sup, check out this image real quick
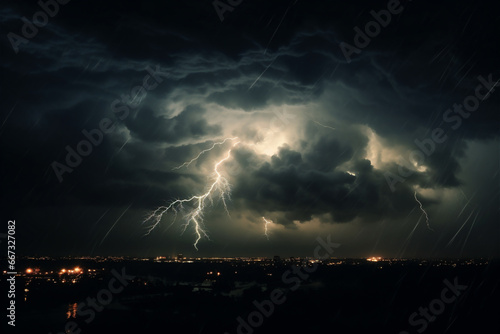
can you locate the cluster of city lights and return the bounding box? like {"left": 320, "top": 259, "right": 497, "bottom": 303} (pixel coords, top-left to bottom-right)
{"left": 24, "top": 267, "right": 83, "bottom": 275}
{"left": 59, "top": 267, "right": 82, "bottom": 275}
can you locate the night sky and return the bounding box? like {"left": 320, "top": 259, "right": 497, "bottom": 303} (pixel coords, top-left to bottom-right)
{"left": 1, "top": 0, "right": 499, "bottom": 258}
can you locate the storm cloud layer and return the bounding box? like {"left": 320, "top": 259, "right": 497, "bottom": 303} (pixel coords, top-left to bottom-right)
{"left": 1, "top": 0, "right": 498, "bottom": 257}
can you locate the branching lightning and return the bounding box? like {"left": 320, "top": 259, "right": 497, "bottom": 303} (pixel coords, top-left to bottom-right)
{"left": 144, "top": 138, "right": 240, "bottom": 250}
{"left": 262, "top": 217, "right": 272, "bottom": 240}
{"left": 414, "top": 191, "right": 433, "bottom": 231}
{"left": 172, "top": 137, "right": 238, "bottom": 170}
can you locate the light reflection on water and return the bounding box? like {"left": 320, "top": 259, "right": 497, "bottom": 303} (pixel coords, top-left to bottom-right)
{"left": 66, "top": 302, "right": 78, "bottom": 319}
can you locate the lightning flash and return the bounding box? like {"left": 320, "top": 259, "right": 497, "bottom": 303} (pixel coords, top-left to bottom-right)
{"left": 144, "top": 138, "right": 240, "bottom": 249}
{"left": 262, "top": 217, "right": 272, "bottom": 240}
{"left": 414, "top": 191, "right": 433, "bottom": 231}
{"left": 172, "top": 137, "right": 238, "bottom": 170}
{"left": 313, "top": 120, "right": 335, "bottom": 131}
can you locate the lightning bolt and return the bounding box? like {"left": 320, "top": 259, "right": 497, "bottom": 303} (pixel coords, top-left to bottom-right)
{"left": 172, "top": 137, "right": 238, "bottom": 170}
{"left": 313, "top": 120, "right": 335, "bottom": 131}
{"left": 262, "top": 217, "right": 272, "bottom": 240}
{"left": 414, "top": 191, "right": 433, "bottom": 231}
{"left": 144, "top": 138, "right": 240, "bottom": 250}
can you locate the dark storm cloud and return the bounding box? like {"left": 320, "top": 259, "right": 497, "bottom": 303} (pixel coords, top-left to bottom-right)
{"left": 125, "top": 105, "right": 222, "bottom": 143}
{"left": 0, "top": 0, "right": 498, "bottom": 256}
{"left": 230, "top": 126, "right": 419, "bottom": 227}
{"left": 300, "top": 120, "right": 363, "bottom": 172}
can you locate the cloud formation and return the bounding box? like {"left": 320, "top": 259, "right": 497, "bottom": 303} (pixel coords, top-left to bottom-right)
{"left": 0, "top": 0, "right": 498, "bottom": 257}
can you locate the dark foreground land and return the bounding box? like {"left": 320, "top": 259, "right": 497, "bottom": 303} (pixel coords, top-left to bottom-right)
{"left": 2, "top": 257, "right": 499, "bottom": 334}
